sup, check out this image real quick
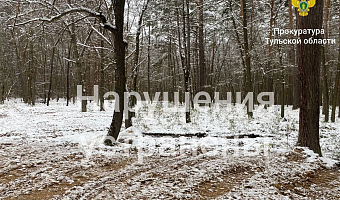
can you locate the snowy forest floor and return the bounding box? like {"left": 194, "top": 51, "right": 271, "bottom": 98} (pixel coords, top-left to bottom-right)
{"left": 0, "top": 100, "right": 340, "bottom": 199}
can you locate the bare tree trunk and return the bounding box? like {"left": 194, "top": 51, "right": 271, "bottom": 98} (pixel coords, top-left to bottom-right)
{"left": 279, "top": 45, "right": 285, "bottom": 118}
{"left": 321, "top": 45, "right": 329, "bottom": 122}
{"left": 198, "top": 0, "right": 206, "bottom": 93}
{"left": 297, "top": 0, "right": 323, "bottom": 156}
{"left": 242, "top": 0, "right": 253, "bottom": 118}
{"left": 184, "top": 0, "right": 191, "bottom": 123}
{"left": 126, "top": 0, "right": 149, "bottom": 128}
{"left": 99, "top": 34, "right": 105, "bottom": 111}
{"left": 14, "top": 39, "right": 27, "bottom": 103}
{"left": 66, "top": 43, "right": 71, "bottom": 106}
{"left": 168, "top": 32, "right": 175, "bottom": 101}
{"left": 332, "top": 51, "right": 340, "bottom": 122}
{"left": 28, "top": 39, "right": 35, "bottom": 105}
{"left": 210, "top": 30, "right": 216, "bottom": 97}
{"left": 0, "top": 83, "right": 2, "bottom": 105}
{"left": 268, "top": 0, "right": 274, "bottom": 56}
{"left": 249, "top": 0, "right": 254, "bottom": 50}
{"left": 289, "top": 0, "right": 299, "bottom": 109}
{"left": 171, "top": 40, "right": 176, "bottom": 102}
{"left": 266, "top": 0, "right": 275, "bottom": 105}
{"left": 147, "top": 22, "right": 151, "bottom": 96}
{"left": 230, "top": 1, "right": 245, "bottom": 78}
{"left": 177, "top": 0, "right": 191, "bottom": 122}
{"left": 0, "top": 32, "right": 2, "bottom": 104}
{"left": 331, "top": 0, "right": 340, "bottom": 122}
{"left": 106, "top": 0, "right": 127, "bottom": 144}
{"left": 322, "top": 0, "right": 331, "bottom": 121}
{"left": 47, "top": 46, "right": 56, "bottom": 106}
{"left": 0, "top": 84, "right": 4, "bottom": 104}
{"left": 194, "top": 27, "right": 199, "bottom": 94}
{"left": 0, "top": 40, "right": 3, "bottom": 104}
{"left": 70, "top": 18, "right": 87, "bottom": 112}
{"left": 338, "top": 79, "right": 340, "bottom": 118}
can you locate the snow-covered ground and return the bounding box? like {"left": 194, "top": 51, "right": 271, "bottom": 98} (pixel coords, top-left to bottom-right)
{"left": 0, "top": 100, "right": 339, "bottom": 199}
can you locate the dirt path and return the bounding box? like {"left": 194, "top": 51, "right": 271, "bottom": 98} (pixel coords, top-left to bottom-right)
{"left": 1, "top": 140, "right": 340, "bottom": 199}
{"left": 273, "top": 168, "right": 340, "bottom": 199}
{"left": 0, "top": 141, "right": 131, "bottom": 199}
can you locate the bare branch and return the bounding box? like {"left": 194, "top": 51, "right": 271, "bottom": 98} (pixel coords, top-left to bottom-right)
{"left": 91, "top": 25, "right": 112, "bottom": 46}
{"left": 12, "top": 7, "right": 117, "bottom": 34}
{"left": 77, "top": 43, "right": 113, "bottom": 52}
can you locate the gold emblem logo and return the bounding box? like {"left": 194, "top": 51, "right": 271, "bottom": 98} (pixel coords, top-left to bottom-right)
{"left": 292, "top": 0, "right": 315, "bottom": 17}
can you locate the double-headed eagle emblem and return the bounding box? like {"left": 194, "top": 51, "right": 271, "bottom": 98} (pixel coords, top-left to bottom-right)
{"left": 292, "top": 0, "right": 316, "bottom": 17}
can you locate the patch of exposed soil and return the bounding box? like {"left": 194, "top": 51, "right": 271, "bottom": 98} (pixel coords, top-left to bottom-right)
{"left": 11, "top": 160, "right": 130, "bottom": 200}
{"left": 274, "top": 168, "right": 340, "bottom": 199}
{"left": 198, "top": 165, "right": 255, "bottom": 198}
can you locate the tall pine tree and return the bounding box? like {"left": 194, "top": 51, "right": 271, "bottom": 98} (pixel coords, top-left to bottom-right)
{"left": 297, "top": 0, "right": 323, "bottom": 156}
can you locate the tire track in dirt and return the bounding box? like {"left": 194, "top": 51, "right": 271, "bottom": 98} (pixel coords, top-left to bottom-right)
{"left": 74, "top": 154, "right": 265, "bottom": 199}
{"left": 0, "top": 141, "right": 132, "bottom": 200}
{"left": 59, "top": 154, "right": 214, "bottom": 199}
{"left": 11, "top": 159, "right": 131, "bottom": 200}
{"left": 198, "top": 165, "right": 255, "bottom": 198}
{"left": 274, "top": 168, "right": 340, "bottom": 199}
